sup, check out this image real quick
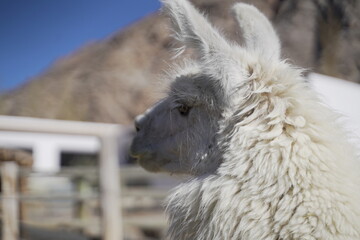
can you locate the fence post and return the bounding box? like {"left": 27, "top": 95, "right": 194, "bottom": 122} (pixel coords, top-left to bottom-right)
{"left": 99, "top": 130, "right": 123, "bottom": 240}
{"left": 1, "top": 161, "right": 20, "bottom": 240}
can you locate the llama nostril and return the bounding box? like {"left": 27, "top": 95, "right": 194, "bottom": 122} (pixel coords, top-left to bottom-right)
{"left": 135, "top": 114, "right": 145, "bottom": 132}
{"left": 135, "top": 122, "right": 140, "bottom": 132}
{"left": 135, "top": 118, "right": 141, "bottom": 132}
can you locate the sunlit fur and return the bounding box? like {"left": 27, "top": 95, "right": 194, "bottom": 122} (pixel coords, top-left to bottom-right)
{"left": 130, "top": 0, "right": 360, "bottom": 239}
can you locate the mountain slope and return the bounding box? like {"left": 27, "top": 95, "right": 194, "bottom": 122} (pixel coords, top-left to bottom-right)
{"left": 0, "top": 0, "right": 358, "bottom": 124}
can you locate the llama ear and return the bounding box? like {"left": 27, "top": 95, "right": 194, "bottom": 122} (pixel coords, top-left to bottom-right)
{"left": 161, "top": 0, "right": 231, "bottom": 57}
{"left": 232, "top": 3, "right": 281, "bottom": 60}
{"left": 162, "top": 0, "right": 240, "bottom": 100}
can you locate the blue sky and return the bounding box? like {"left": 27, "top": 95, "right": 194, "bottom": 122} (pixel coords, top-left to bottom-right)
{"left": 0, "top": 0, "right": 160, "bottom": 91}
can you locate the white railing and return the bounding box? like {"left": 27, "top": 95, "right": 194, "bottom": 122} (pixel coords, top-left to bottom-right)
{"left": 0, "top": 116, "right": 124, "bottom": 240}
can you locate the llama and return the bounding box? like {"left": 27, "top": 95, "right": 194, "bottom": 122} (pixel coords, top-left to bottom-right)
{"left": 130, "top": 0, "right": 360, "bottom": 239}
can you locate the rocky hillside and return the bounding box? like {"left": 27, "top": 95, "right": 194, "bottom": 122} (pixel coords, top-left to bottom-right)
{"left": 0, "top": 0, "right": 359, "bottom": 124}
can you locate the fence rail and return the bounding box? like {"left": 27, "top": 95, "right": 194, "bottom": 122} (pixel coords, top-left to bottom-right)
{"left": 0, "top": 116, "right": 124, "bottom": 240}
{"left": 0, "top": 163, "right": 173, "bottom": 239}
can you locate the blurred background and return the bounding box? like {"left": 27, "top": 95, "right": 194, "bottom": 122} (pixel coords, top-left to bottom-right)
{"left": 0, "top": 0, "right": 359, "bottom": 239}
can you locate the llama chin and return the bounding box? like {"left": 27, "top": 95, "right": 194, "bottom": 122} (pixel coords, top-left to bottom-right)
{"left": 130, "top": 0, "right": 360, "bottom": 239}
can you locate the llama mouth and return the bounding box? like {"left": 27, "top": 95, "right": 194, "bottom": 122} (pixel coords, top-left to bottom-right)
{"left": 129, "top": 148, "right": 153, "bottom": 160}
{"left": 130, "top": 140, "right": 171, "bottom": 172}
{"left": 129, "top": 137, "right": 152, "bottom": 158}
{"left": 136, "top": 153, "right": 172, "bottom": 172}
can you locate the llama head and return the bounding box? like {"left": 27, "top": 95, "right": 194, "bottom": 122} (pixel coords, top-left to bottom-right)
{"left": 130, "top": 0, "right": 281, "bottom": 175}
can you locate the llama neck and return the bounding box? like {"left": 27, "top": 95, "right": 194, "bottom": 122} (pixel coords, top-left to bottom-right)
{"left": 166, "top": 65, "right": 360, "bottom": 239}
{"left": 216, "top": 63, "right": 359, "bottom": 189}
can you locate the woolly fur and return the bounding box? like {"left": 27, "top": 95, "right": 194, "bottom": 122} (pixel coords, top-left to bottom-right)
{"left": 166, "top": 59, "right": 360, "bottom": 239}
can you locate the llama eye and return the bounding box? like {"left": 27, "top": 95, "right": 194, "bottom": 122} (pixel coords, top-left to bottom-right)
{"left": 177, "top": 104, "right": 191, "bottom": 116}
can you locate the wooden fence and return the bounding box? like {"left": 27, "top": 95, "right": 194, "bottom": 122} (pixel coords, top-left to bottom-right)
{"left": 0, "top": 163, "right": 175, "bottom": 239}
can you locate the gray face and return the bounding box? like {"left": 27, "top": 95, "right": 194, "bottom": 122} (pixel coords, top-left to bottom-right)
{"left": 130, "top": 74, "right": 224, "bottom": 175}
